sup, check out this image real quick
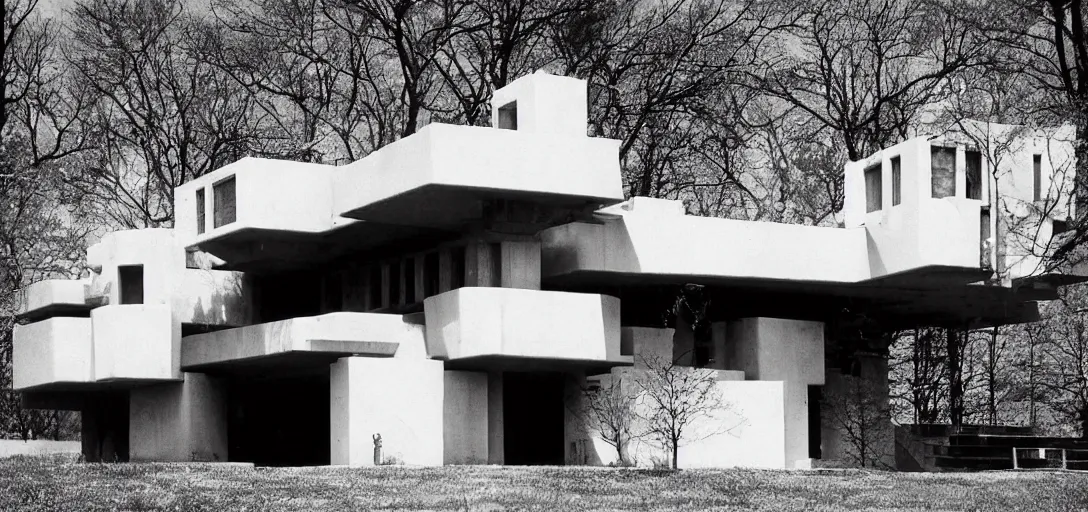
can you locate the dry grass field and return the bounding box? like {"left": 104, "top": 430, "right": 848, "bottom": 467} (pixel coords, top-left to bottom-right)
{"left": 1, "top": 454, "right": 1087, "bottom": 511}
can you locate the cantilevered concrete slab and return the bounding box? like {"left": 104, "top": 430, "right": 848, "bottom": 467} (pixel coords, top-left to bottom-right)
{"left": 181, "top": 312, "right": 425, "bottom": 371}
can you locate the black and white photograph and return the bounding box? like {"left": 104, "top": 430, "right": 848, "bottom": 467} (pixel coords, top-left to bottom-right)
{"left": 2, "top": 0, "right": 1088, "bottom": 510}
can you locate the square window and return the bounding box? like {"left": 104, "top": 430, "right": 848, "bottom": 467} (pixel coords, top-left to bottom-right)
{"left": 1033, "top": 154, "right": 1042, "bottom": 201}
{"left": 196, "top": 188, "right": 205, "bottom": 235}
{"left": 931, "top": 146, "right": 956, "bottom": 198}
{"left": 891, "top": 157, "right": 902, "bottom": 206}
{"left": 966, "top": 150, "right": 982, "bottom": 200}
{"left": 864, "top": 164, "right": 882, "bottom": 213}
{"left": 498, "top": 101, "right": 517, "bottom": 130}
{"left": 118, "top": 265, "right": 144, "bottom": 305}
{"left": 213, "top": 176, "right": 237, "bottom": 228}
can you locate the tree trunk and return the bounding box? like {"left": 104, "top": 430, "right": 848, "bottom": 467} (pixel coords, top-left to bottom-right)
{"left": 671, "top": 440, "right": 678, "bottom": 469}
{"left": 947, "top": 328, "right": 965, "bottom": 427}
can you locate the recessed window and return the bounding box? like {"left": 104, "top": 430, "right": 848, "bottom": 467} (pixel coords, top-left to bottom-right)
{"left": 931, "top": 146, "right": 956, "bottom": 198}
{"left": 966, "top": 150, "right": 982, "bottom": 200}
{"left": 118, "top": 265, "right": 144, "bottom": 305}
{"left": 424, "top": 252, "right": 439, "bottom": 298}
{"left": 891, "top": 156, "right": 902, "bottom": 206}
{"left": 195, "top": 188, "right": 205, "bottom": 235}
{"left": 388, "top": 261, "right": 401, "bottom": 307}
{"left": 213, "top": 176, "right": 237, "bottom": 228}
{"left": 1033, "top": 154, "right": 1042, "bottom": 201}
{"left": 498, "top": 101, "right": 517, "bottom": 130}
{"left": 367, "top": 265, "right": 382, "bottom": 310}
{"left": 864, "top": 163, "right": 882, "bottom": 213}
{"left": 404, "top": 257, "right": 416, "bottom": 304}
{"left": 450, "top": 247, "right": 466, "bottom": 290}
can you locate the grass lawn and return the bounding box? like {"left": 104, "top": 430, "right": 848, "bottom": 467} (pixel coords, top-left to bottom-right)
{"left": 1, "top": 455, "right": 1087, "bottom": 511}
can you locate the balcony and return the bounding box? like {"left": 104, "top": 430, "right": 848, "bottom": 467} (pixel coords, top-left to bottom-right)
{"left": 12, "top": 318, "right": 94, "bottom": 391}
{"left": 423, "top": 287, "right": 625, "bottom": 366}
{"left": 16, "top": 280, "right": 91, "bottom": 322}
{"left": 92, "top": 304, "right": 175, "bottom": 382}
{"left": 181, "top": 312, "right": 426, "bottom": 371}
{"left": 335, "top": 124, "right": 624, "bottom": 229}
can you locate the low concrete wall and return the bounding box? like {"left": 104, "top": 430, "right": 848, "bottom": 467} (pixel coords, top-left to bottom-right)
{"left": 330, "top": 356, "right": 444, "bottom": 466}
{"left": 572, "top": 370, "right": 786, "bottom": 469}
{"left": 0, "top": 440, "right": 81, "bottom": 458}
{"left": 424, "top": 288, "right": 624, "bottom": 362}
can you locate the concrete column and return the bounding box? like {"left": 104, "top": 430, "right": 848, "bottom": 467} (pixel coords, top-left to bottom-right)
{"left": 499, "top": 240, "right": 541, "bottom": 290}
{"left": 672, "top": 315, "right": 696, "bottom": 366}
{"left": 709, "top": 322, "right": 729, "bottom": 370}
{"left": 330, "top": 357, "right": 444, "bottom": 466}
{"left": 129, "top": 373, "right": 227, "bottom": 462}
{"left": 727, "top": 317, "right": 824, "bottom": 469}
{"left": 443, "top": 371, "right": 488, "bottom": 464}
{"left": 487, "top": 371, "right": 504, "bottom": 464}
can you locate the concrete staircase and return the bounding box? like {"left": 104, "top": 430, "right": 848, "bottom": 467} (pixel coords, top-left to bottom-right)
{"left": 896, "top": 424, "right": 1088, "bottom": 471}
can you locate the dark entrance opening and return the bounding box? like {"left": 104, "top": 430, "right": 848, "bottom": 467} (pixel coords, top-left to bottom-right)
{"left": 226, "top": 368, "right": 330, "bottom": 466}
{"left": 503, "top": 372, "right": 565, "bottom": 465}
{"left": 809, "top": 385, "right": 822, "bottom": 459}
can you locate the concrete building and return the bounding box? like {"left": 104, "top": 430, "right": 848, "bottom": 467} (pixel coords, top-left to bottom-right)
{"left": 11, "top": 72, "right": 1085, "bottom": 468}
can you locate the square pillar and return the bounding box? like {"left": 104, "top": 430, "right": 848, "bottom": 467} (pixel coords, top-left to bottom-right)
{"left": 129, "top": 373, "right": 227, "bottom": 462}
{"left": 487, "top": 371, "right": 504, "bottom": 464}
{"left": 330, "top": 356, "right": 444, "bottom": 466}
{"left": 444, "top": 371, "right": 488, "bottom": 464}
{"left": 726, "top": 317, "right": 824, "bottom": 468}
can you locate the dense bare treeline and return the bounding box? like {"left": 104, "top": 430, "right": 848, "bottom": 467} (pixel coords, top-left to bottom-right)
{"left": 4, "top": 0, "right": 1088, "bottom": 441}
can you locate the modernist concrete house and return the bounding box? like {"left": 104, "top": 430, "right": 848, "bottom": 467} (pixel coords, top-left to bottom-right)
{"left": 11, "top": 71, "right": 1084, "bottom": 469}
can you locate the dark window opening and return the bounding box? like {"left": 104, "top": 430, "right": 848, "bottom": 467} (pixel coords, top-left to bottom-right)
{"left": 118, "top": 265, "right": 144, "bottom": 305}
{"left": 213, "top": 176, "right": 237, "bottom": 228}
{"left": 489, "top": 243, "right": 503, "bottom": 287}
{"left": 980, "top": 207, "right": 992, "bottom": 269}
{"left": 931, "top": 146, "right": 957, "bottom": 198}
{"left": 388, "top": 261, "right": 401, "bottom": 306}
{"left": 891, "top": 156, "right": 902, "bottom": 206}
{"left": 864, "top": 164, "right": 882, "bottom": 213}
{"left": 966, "top": 150, "right": 982, "bottom": 200}
{"left": 424, "top": 252, "right": 439, "bottom": 298}
{"left": 404, "top": 258, "right": 416, "bottom": 304}
{"left": 368, "top": 266, "right": 382, "bottom": 310}
{"left": 451, "top": 247, "right": 466, "bottom": 290}
{"left": 809, "top": 386, "right": 822, "bottom": 460}
{"left": 504, "top": 372, "right": 565, "bottom": 465}
{"left": 1033, "top": 154, "right": 1042, "bottom": 201}
{"left": 196, "top": 188, "right": 206, "bottom": 235}
{"left": 498, "top": 101, "right": 518, "bottom": 130}
{"left": 323, "top": 272, "right": 342, "bottom": 313}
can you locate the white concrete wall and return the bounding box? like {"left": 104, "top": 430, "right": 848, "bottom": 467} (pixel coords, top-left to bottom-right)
{"left": 92, "top": 304, "right": 174, "bottom": 381}
{"left": 844, "top": 124, "right": 1078, "bottom": 283}
{"left": 490, "top": 71, "right": 588, "bottom": 136}
{"left": 0, "top": 440, "right": 81, "bottom": 458}
{"left": 129, "top": 373, "right": 227, "bottom": 462}
{"left": 182, "top": 312, "right": 426, "bottom": 368}
{"left": 330, "top": 357, "right": 445, "bottom": 466}
{"left": 12, "top": 318, "right": 93, "bottom": 390}
{"left": 540, "top": 204, "right": 871, "bottom": 283}
{"left": 443, "top": 371, "right": 488, "bottom": 465}
{"left": 333, "top": 123, "right": 624, "bottom": 222}
{"left": 575, "top": 369, "right": 785, "bottom": 469}
{"left": 174, "top": 158, "right": 349, "bottom": 247}
{"left": 16, "top": 279, "right": 88, "bottom": 316}
{"left": 423, "top": 288, "right": 624, "bottom": 362}
{"left": 724, "top": 317, "right": 824, "bottom": 468}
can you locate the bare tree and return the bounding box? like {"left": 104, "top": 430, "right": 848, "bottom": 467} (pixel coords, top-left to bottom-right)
{"left": 67, "top": 0, "right": 271, "bottom": 227}
{"left": 823, "top": 372, "right": 892, "bottom": 468}
{"left": 633, "top": 353, "right": 726, "bottom": 469}
{"left": 0, "top": 0, "right": 92, "bottom": 440}
{"left": 1036, "top": 286, "right": 1088, "bottom": 437}
{"left": 578, "top": 372, "right": 639, "bottom": 466}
